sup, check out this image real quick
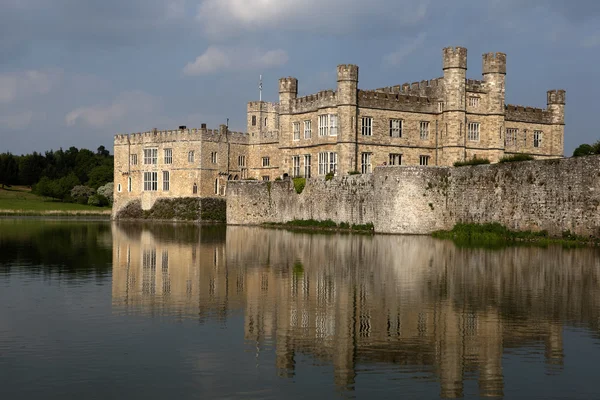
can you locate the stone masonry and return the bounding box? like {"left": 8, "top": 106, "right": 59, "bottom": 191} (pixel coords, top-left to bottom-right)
{"left": 227, "top": 155, "right": 600, "bottom": 237}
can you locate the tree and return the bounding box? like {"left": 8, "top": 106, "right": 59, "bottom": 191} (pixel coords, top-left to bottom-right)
{"left": 0, "top": 153, "right": 19, "bottom": 188}
{"left": 573, "top": 144, "right": 595, "bottom": 157}
{"left": 97, "top": 145, "right": 110, "bottom": 157}
{"left": 19, "top": 152, "right": 46, "bottom": 186}
{"left": 87, "top": 165, "right": 113, "bottom": 189}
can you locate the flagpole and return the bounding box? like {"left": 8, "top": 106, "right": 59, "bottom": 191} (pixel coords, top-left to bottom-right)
{"left": 259, "top": 75, "right": 263, "bottom": 102}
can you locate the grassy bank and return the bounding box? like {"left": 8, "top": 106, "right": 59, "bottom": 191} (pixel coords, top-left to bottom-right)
{"left": 264, "top": 219, "right": 374, "bottom": 233}
{"left": 432, "top": 223, "right": 596, "bottom": 248}
{"left": 0, "top": 186, "right": 111, "bottom": 216}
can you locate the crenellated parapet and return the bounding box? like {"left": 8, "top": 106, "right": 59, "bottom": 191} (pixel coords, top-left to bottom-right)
{"left": 482, "top": 52, "right": 507, "bottom": 75}
{"left": 114, "top": 127, "right": 251, "bottom": 146}
{"left": 374, "top": 78, "right": 444, "bottom": 98}
{"left": 443, "top": 46, "right": 467, "bottom": 70}
{"left": 466, "top": 79, "right": 486, "bottom": 93}
{"left": 547, "top": 90, "right": 566, "bottom": 105}
{"left": 337, "top": 64, "right": 359, "bottom": 82}
{"left": 358, "top": 90, "right": 436, "bottom": 113}
{"left": 289, "top": 89, "right": 337, "bottom": 114}
{"left": 505, "top": 104, "right": 553, "bottom": 124}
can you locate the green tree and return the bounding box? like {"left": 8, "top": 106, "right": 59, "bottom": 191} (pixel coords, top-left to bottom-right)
{"left": 87, "top": 165, "right": 113, "bottom": 189}
{"left": 18, "top": 152, "right": 46, "bottom": 186}
{"left": 573, "top": 144, "right": 594, "bottom": 157}
{"left": 0, "top": 153, "right": 19, "bottom": 188}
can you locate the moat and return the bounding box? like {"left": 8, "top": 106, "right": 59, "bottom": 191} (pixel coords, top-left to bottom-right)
{"left": 1, "top": 219, "right": 599, "bottom": 399}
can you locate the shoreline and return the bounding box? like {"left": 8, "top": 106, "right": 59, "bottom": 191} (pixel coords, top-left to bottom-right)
{"left": 0, "top": 209, "right": 111, "bottom": 219}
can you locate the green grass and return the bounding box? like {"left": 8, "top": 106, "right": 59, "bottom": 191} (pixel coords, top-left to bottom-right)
{"left": 0, "top": 187, "right": 111, "bottom": 215}
{"left": 263, "top": 219, "right": 375, "bottom": 233}
{"left": 432, "top": 222, "right": 595, "bottom": 248}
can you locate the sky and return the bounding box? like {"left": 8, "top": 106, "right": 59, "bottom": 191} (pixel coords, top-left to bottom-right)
{"left": 0, "top": 0, "right": 599, "bottom": 156}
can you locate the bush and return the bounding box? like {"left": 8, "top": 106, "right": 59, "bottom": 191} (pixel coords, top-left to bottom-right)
{"left": 347, "top": 170, "right": 361, "bottom": 175}
{"left": 97, "top": 182, "right": 114, "bottom": 205}
{"left": 454, "top": 156, "right": 490, "bottom": 167}
{"left": 498, "top": 154, "right": 535, "bottom": 163}
{"left": 70, "top": 185, "right": 96, "bottom": 204}
{"left": 293, "top": 177, "right": 306, "bottom": 194}
{"left": 325, "top": 172, "right": 335, "bottom": 181}
{"left": 88, "top": 194, "right": 109, "bottom": 207}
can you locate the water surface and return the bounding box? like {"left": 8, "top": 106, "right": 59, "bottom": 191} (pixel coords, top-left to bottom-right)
{"left": 1, "top": 219, "right": 599, "bottom": 399}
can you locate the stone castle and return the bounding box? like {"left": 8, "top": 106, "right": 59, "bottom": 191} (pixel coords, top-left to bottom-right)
{"left": 113, "top": 47, "right": 565, "bottom": 214}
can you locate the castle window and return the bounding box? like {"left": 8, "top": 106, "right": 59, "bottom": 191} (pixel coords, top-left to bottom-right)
{"left": 469, "top": 96, "right": 480, "bottom": 107}
{"left": 319, "top": 115, "right": 329, "bottom": 136}
{"left": 238, "top": 155, "right": 246, "bottom": 167}
{"left": 143, "top": 171, "right": 158, "bottom": 191}
{"left": 420, "top": 122, "right": 430, "bottom": 140}
{"left": 264, "top": 117, "right": 267, "bottom": 127}
{"left": 361, "top": 117, "right": 372, "bottom": 136}
{"left": 506, "top": 128, "right": 518, "bottom": 146}
{"left": 144, "top": 148, "right": 158, "bottom": 165}
{"left": 293, "top": 122, "right": 300, "bottom": 141}
{"left": 329, "top": 114, "right": 338, "bottom": 136}
{"left": 262, "top": 157, "right": 270, "bottom": 167}
{"left": 419, "top": 155, "right": 430, "bottom": 166}
{"left": 390, "top": 119, "right": 402, "bottom": 138}
{"left": 262, "top": 176, "right": 270, "bottom": 181}
{"left": 304, "top": 120, "right": 312, "bottom": 139}
{"left": 117, "top": 183, "right": 122, "bottom": 192}
{"left": 211, "top": 151, "right": 218, "bottom": 164}
{"left": 304, "top": 155, "right": 312, "bottom": 178}
{"left": 128, "top": 177, "right": 132, "bottom": 192}
{"left": 130, "top": 154, "right": 138, "bottom": 165}
{"left": 162, "top": 171, "right": 170, "bottom": 191}
{"left": 467, "top": 122, "right": 480, "bottom": 142}
{"left": 214, "top": 179, "right": 219, "bottom": 194}
{"left": 534, "top": 131, "right": 543, "bottom": 148}
{"left": 318, "top": 152, "right": 337, "bottom": 175}
{"left": 164, "top": 148, "right": 173, "bottom": 164}
{"left": 438, "top": 102, "right": 444, "bottom": 113}
{"left": 361, "top": 153, "right": 372, "bottom": 174}
{"left": 188, "top": 151, "right": 194, "bottom": 163}
{"left": 252, "top": 115, "right": 256, "bottom": 126}
{"left": 193, "top": 183, "right": 198, "bottom": 194}
{"left": 292, "top": 156, "right": 301, "bottom": 177}
{"left": 389, "top": 153, "right": 402, "bottom": 165}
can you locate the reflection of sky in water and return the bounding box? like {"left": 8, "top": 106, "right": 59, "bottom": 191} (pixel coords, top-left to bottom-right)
{"left": 1, "top": 220, "right": 600, "bottom": 399}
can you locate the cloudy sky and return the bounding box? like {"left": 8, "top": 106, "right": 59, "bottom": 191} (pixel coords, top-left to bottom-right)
{"left": 1, "top": 0, "right": 599, "bottom": 155}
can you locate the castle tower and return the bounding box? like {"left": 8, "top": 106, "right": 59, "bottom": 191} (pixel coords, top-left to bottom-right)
{"left": 337, "top": 64, "right": 359, "bottom": 173}
{"left": 441, "top": 47, "right": 467, "bottom": 165}
{"left": 547, "top": 90, "right": 565, "bottom": 157}
{"left": 278, "top": 77, "right": 298, "bottom": 114}
{"left": 482, "top": 52, "right": 507, "bottom": 161}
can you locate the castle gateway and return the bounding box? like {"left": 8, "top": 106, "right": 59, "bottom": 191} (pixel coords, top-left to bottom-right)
{"left": 113, "top": 47, "right": 565, "bottom": 212}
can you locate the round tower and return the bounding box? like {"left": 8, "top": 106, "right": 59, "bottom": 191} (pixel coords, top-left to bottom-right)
{"left": 278, "top": 77, "right": 298, "bottom": 103}
{"left": 441, "top": 47, "right": 467, "bottom": 165}
{"left": 336, "top": 64, "right": 359, "bottom": 173}
{"left": 547, "top": 89, "right": 566, "bottom": 157}
{"left": 482, "top": 52, "right": 506, "bottom": 114}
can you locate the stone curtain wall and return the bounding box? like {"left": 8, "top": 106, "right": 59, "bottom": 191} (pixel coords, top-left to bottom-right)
{"left": 227, "top": 155, "right": 600, "bottom": 237}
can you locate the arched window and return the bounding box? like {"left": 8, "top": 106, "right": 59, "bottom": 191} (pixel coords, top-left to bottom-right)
{"left": 117, "top": 183, "right": 122, "bottom": 192}
{"left": 127, "top": 177, "right": 132, "bottom": 192}
{"left": 228, "top": 174, "right": 233, "bottom": 180}
{"left": 234, "top": 175, "right": 239, "bottom": 180}
{"left": 193, "top": 183, "right": 198, "bottom": 194}
{"left": 214, "top": 179, "right": 219, "bottom": 195}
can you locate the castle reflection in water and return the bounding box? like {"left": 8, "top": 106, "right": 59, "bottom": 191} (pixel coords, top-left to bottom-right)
{"left": 112, "top": 223, "right": 600, "bottom": 398}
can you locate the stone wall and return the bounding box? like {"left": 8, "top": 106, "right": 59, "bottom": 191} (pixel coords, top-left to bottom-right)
{"left": 227, "top": 155, "right": 600, "bottom": 237}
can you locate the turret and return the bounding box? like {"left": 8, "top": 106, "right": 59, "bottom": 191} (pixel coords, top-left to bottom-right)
{"left": 337, "top": 64, "right": 358, "bottom": 105}
{"left": 278, "top": 77, "right": 298, "bottom": 103}
{"left": 482, "top": 52, "right": 506, "bottom": 114}
{"left": 443, "top": 47, "right": 467, "bottom": 111}
{"left": 547, "top": 90, "right": 565, "bottom": 125}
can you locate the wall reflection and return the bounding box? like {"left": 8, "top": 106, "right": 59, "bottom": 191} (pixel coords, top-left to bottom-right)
{"left": 112, "top": 223, "right": 600, "bottom": 398}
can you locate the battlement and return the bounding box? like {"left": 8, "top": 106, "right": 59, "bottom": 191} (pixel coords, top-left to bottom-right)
{"left": 289, "top": 90, "right": 337, "bottom": 113}
{"left": 466, "top": 79, "right": 486, "bottom": 93}
{"left": 547, "top": 90, "right": 566, "bottom": 105}
{"left": 482, "top": 52, "right": 506, "bottom": 74}
{"left": 113, "top": 126, "right": 251, "bottom": 146}
{"left": 247, "top": 101, "right": 278, "bottom": 112}
{"left": 505, "top": 104, "right": 552, "bottom": 124}
{"left": 374, "top": 78, "right": 444, "bottom": 98}
{"left": 443, "top": 46, "right": 467, "bottom": 70}
{"left": 337, "top": 64, "right": 359, "bottom": 81}
{"left": 279, "top": 77, "right": 298, "bottom": 94}
{"left": 358, "top": 89, "right": 435, "bottom": 113}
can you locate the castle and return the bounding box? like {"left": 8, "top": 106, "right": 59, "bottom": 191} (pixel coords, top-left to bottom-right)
{"left": 113, "top": 47, "right": 565, "bottom": 212}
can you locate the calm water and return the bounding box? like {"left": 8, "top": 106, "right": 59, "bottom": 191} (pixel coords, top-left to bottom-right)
{"left": 1, "top": 220, "right": 600, "bottom": 399}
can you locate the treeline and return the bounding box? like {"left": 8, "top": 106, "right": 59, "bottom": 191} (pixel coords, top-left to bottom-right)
{"left": 0, "top": 146, "right": 113, "bottom": 203}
